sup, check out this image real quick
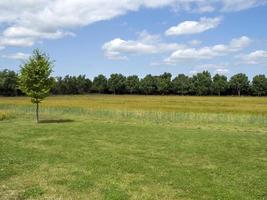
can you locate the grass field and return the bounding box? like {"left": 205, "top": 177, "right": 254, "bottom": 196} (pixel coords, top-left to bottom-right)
{"left": 0, "top": 95, "right": 267, "bottom": 199}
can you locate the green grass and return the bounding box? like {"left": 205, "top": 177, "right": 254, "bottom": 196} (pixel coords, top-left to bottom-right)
{"left": 0, "top": 95, "right": 266, "bottom": 199}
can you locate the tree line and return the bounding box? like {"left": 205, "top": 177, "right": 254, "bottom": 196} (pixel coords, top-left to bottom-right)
{"left": 1, "top": 69, "right": 266, "bottom": 96}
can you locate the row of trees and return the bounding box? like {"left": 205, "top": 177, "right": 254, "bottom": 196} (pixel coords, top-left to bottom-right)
{"left": 1, "top": 69, "right": 266, "bottom": 96}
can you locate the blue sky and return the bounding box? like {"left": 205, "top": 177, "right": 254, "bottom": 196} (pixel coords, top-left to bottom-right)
{"left": 0, "top": 0, "right": 267, "bottom": 79}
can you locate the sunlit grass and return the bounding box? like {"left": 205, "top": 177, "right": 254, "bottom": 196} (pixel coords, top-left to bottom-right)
{"left": 1, "top": 95, "right": 267, "bottom": 115}
{"left": 0, "top": 111, "right": 11, "bottom": 121}
{"left": 0, "top": 95, "right": 266, "bottom": 199}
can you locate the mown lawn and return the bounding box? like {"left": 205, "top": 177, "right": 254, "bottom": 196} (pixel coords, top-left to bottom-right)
{"left": 0, "top": 95, "right": 266, "bottom": 199}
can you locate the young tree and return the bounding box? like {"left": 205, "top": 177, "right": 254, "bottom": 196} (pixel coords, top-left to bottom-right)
{"left": 126, "top": 75, "right": 139, "bottom": 94}
{"left": 251, "top": 74, "right": 267, "bottom": 96}
{"left": 92, "top": 74, "right": 107, "bottom": 93}
{"left": 212, "top": 74, "right": 228, "bottom": 96}
{"left": 108, "top": 73, "right": 126, "bottom": 94}
{"left": 229, "top": 73, "right": 250, "bottom": 96}
{"left": 19, "top": 49, "right": 54, "bottom": 123}
{"left": 172, "top": 74, "right": 190, "bottom": 95}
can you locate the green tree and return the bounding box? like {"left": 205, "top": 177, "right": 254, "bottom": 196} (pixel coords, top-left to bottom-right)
{"left": 92, "top": 74, "right": 107, "bottom": 93}
{"left": 108, "top": 74, "right": 126, "bottom": 94}
{"left": 191, "top": 71, "right": 212, "bottom": 95}
{"left": 75, "top": 75, "right": 92, "bottom": 94}
{"left": 19, "top": 49, "right": 54, "bottom": 123}
{"left": 172, "top": 74, "right": 190, "bottom": 95}
{"left": 212, "top": 74, "right": 228, "bottom": 96}
{"left": 156, "top": 73, "right": 172, "bottom": 95}
{"left": 229, "top": 73, "right": 250, "bottom": 96}
{"left": 126, "top": 75, "right": 139, "bottom": 94}
{"left": 140, "top": 74, "right": 157, "bottom": 95}
{"left": 0, "top": 69, "right": 19, "bottom": 96}
{"left": 251, "top": 74, "right": 267, "bottom": 96}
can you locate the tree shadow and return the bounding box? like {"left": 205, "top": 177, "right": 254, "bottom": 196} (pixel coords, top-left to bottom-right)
{"left": 39, "top": 119, "right": 75, "bottom": 124}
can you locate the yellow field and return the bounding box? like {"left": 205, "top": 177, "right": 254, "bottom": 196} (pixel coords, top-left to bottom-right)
{"left": 1, "top": 95, "right": 267, "bottom": 115}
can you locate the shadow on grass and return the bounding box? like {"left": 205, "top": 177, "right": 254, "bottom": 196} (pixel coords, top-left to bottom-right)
{"left": 39, "top": 119, "right": 75, "bottom": 124}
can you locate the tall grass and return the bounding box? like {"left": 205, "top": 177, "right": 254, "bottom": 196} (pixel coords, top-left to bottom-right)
{"left": 1, "top": 103, "right": 266, "bottom": 128}
{"left": 1, "top": 95, "right": 267, "bottom": 115}
{"left": 0, "top": 111, "right": 11, "bottom": 121}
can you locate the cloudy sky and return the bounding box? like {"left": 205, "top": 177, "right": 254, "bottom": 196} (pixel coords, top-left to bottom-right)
{"left": 0, "top": 0, "right": 266, "bottom": 79}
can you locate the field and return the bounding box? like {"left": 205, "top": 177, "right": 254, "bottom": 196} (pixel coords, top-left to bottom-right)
{"left": 0, "top": 95, "right": 267, "bottom": 199}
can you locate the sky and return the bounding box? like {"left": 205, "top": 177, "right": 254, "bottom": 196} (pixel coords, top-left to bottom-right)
{"left": 0, "top": 0, "right": 267, "bottom": 79}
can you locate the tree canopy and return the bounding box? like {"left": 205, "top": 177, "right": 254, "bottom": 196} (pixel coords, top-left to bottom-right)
{"left": 229, "top": 73, "right": 250, "bottom": 96}
{"left": 108, "top": 74, "right": 126, "bottom": 94}
{"left": 1, "top": 68, "right": 266, "bottom": 97}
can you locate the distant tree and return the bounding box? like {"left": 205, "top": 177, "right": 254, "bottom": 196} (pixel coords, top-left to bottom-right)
{"left": 0, "top": 69, "right": 19, "bottom": 96}
{"left": 251, "top": 74, "right": 267, "bottom": 96}
{"left": 140, "top": 74, "right": 157, "bottom": 95}
{"left": 212, "top": 74, "right": 228, "bottom": 96}
{"left": 172, "top": 74, "right": 191, "bottom": 95}
{"left": 63, "top": 75, "right": 76, "bottom": 94}
{"left": 75, "top": 75, "right": 92, "bottom": 94}
{"left": 191, "top": 71, "right": 212, "bottom": 95}
{"left": 156, "top": 73, "right": 172, "bottom": 95}
{"left": 108, "top": 73, "right": 126, "bottom": 94}
{"left": 126, "top": 75, "right": 139, "bottom": 94}
{"left": 92, "top": 74, "right": 107, "bottom": 93}
{"left": 19, "top": 49, "right": 54, "bottom": 123}
{"left": 229, "top": 73, "right": 250, "bottom": 96}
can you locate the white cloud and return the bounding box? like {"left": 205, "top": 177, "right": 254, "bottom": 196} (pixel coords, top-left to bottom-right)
{"left": 189, "top": 70, "right": 198, "bottom": 75}
{"left": 0, "top": 0, "right": 265, "bottom": 48}
{"left": 103, "top": 31, "right": 185, "bottom": 60}
{"left": 215, "top": 68, "right": 229, "bottom": 75}
{"left": 3, "top": 26, "right": 75, "bottom": 40}
{"left": 238, "top": 50, "right": 267, "bottom": 64}
{"left": 196, "top": 63, "right": 228, "bottom": 70}
{"left": 189, "top": 64, "right": 229, "bottom": 76}
{"left": 0, "top": 37, "right": 34, "bottom": 47}
{"left": 189, "top": 40, "right": 202, "bottom": 46}
{"left": 2, "top": 52, "right": 30, "bottom": 60}
{"left": 165, "top": 17, "right": 222, "bottom": 36}
{"left": 165, "top": 36, "right": 251, "bottom": 63}
{"left": 221, "top": 0, "right": 267, "bottom": 11}
{"left": 189, "top": 68, "right": 229, "bottom": 75}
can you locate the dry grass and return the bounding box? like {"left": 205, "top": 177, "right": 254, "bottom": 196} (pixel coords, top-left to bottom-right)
{"left": 1, "top": 95, "right": 267, "bottom": 114}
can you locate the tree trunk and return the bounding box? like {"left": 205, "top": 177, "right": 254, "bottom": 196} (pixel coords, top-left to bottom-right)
{"left": 238, "top": 89, "right": 241, "bottom": 96}
{"left": 36, "top": 102, "right": 39, "bottom": 123}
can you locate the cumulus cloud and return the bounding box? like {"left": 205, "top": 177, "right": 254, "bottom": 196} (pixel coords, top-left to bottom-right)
{"left": 2, "top": 52, "right": 30, "bottom": 60}
{"left": 0, "top": 0, "right": 265, "bottom": 49}
{"left": 196, "top": 63, "right": 228, "bottom": 70}
{"left": 102, "top": 31, "right": 185, "bottom": 60}
{"left": 3, "top": 26, "right": 75, "bottom": 40}
{"left": 238, "top": 50, "right": 267, "bottom": 64}
{"left": 165, "top": 17, "right": 222, "bottom": 36}
{"left": 189, "top": 63, "right": 229, "bottom": 76}
{"left": 189, "top": 40, "right": 202, "bottom": 46}
{"left": 0, "top": 0, "right": 178, "bottom": 48}
{"left": 165, "top": 36, "right": 251, "bottom": 63}
{"left": 189, "top": 68, "right": 229, "bottom": 75}
{"left": 215, "top": 68, "right": 229, "bottom": 75}
{"left": 0, "top": 37, "right": 35, "bottom": 47}
{"left": 221, "top": 0, "right": 267, "bottom": 11}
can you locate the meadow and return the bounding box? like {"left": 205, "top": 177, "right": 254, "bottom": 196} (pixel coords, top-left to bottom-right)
{"left": 0, "top": 95, "right": 266, "bottom": 199}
